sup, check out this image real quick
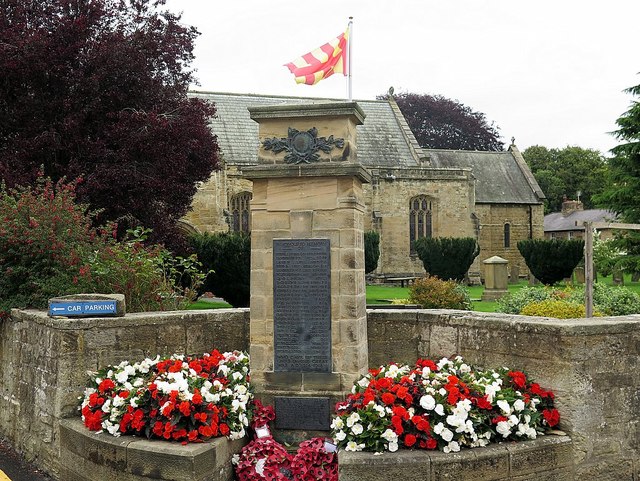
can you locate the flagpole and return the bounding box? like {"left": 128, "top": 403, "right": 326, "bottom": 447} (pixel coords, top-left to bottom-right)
{"left": 347, "top": 16, "right": 353, "bottom": 102}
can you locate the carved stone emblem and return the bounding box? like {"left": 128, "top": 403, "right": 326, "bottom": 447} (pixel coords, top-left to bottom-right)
{"left": 262, "top": 127, "right": 345, "bottom": 164}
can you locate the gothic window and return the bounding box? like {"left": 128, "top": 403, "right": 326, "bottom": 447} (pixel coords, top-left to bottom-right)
{"left": 504, "top": 223, "right": 511, "bottom": 248}
{"left": 409, "top": 195, "right": 433, "bottom": 254}
{"left": 230, "top": 191, "right": 252, "bottom": 233}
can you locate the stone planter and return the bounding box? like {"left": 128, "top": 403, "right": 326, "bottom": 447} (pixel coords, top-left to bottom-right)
{"left": 59, "top": 418, "right": 245, "bottom": 481}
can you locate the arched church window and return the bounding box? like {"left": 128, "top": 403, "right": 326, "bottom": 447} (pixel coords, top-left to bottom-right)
{"left": 230, "top": 191, "right": 252, "bottom": 233}
{"left": 504, "top": 223, "right": 511, "bottom": 248}
{"left": 409, "top": 195, "right": 433, "bottom": 254}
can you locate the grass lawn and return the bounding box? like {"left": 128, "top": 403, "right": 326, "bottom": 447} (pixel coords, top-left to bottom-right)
{"left": 189, "top": 274, "right": 640, "bottom": 313}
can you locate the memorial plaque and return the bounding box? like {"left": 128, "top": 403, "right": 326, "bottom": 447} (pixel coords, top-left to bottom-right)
{"left": 274, "top": 396, "right": 331, "bottom": 431}
{"left": 273, "top": 239, "right": 331, "bottom": 372}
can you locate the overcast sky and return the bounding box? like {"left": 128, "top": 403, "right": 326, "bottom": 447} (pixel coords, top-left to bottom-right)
{"left": 164, "top": 0, "right": 639, "bottom": 155}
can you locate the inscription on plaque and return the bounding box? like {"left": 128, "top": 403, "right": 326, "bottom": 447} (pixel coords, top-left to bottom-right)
{"left": 274, "top": 397, "right": 331, "bottom": 431}
{"left": 273, "top": 239, "right": 331, "bottom": 372}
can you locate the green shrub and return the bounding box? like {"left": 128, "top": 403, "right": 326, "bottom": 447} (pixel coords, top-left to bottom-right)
{"left": 520, "top": 299, "right": 602, "bottom": 318}
{"left": 517, "top": 239, "right": 584, "bottom": 285}
{"left": 496, "top": 286, "right": 557, "bottom": 314}
{"left": 408, "top": 275, "right": 471, "bottom": 310}
{"left": 0, "top": 176, "right": 203, "bottom": 317}
{"left": 414, "top": 237, "right": 479, "bottom": 281}
{"left": 364, "top": 231, "right": 380, "bottom": 274}
{"left": 0, "top": 176, "right": 96, "bottom": 317}
{"left": 190, "top": 232, "right": 251, "bottom": 307}
{"left": 565, "top": 283, "right": 640, "bottom": 316}
{"left": 88, "top": 228, "right": 204, "bottom": 312}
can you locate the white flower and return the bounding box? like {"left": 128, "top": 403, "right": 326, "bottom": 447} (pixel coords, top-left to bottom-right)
{"left": 346, "top": 441, "right": 364, "bottom": 452}
{"left": 459, "top": 363, "right": 471, "bottom": 373}
{"left": 231, "top": 454, "right": 240, "bottom": 465}
{"left": 335, "top": 430, "right": 347, "bottom": 441}
{"left": 357, "top": 377, "right": 370, "bottom": 388}
{"left": 496, "top": 421, "right": 511, "bottom": 438}
{"left": 331, "top": 417, "right": 344, "bottom": 430}
{"left": 438, "top": 388, "right": 447, "bottom": 396}
{"left": 346, "top": 413, "right": 361, "bottom": 427}
{"left": 420, "top": 395, "right": 436, "bottom": 410}
{"left": 443, "top": 441, "right": 460, "bottom": 453}
{"left": 381, "top": 429, "right": 398, "bottom": 443}
{"left": 351, "top": 423, "right": 364, "bottom": 435}
{"left": 497, "top": 400, "right": 511, "bottom": 415}
{"left": 433, "top": 422, "right": 444, "bottom": 435}
{"left": 513, "top": 399, "right": 525, "bottom": 412}
{"left": 435, "top": 404, "right": 445, "bottom": 416}
{"left": 387, "top": 441, "right": 399, "bottom": 452}
{"left": 441, "top": 428, "right": 454, "bottom": 442}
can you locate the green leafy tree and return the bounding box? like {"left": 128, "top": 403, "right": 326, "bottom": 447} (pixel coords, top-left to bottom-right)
{"left": 364, "top": 231, "right": 380, "bottom": 274}
{"left": 517, "top": 239, "right": 584, "bottom": 285}
{"left": 523, "top": 145, "right": 610, "bottom": 213}
{"left": 190, "top": 232, "right": 251, "bottom": 308}
{"left": 414, "top": 237, "right": 480, "bottom": 281}
{"left": 594, "top": 79, "right": 640, "bottom": 277}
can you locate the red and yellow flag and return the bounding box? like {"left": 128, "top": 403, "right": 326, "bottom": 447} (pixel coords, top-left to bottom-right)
{"left": 284, "top": 26, "right": 349, "bottom": 85}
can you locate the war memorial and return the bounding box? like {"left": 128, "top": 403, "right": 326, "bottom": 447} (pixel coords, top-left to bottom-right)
{"left": 0, "top": 101, "right": 639, "bottom": 480}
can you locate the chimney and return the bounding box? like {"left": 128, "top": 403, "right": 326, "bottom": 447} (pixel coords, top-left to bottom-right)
{"left": 561, "top": 196, "right": 583, "bottom": 216}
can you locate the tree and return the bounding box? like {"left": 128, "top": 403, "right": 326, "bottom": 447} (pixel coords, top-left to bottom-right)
{"left": 388, "top": 92, "right": 504, "bottom": 151}
{"left": 523, "top": 145, "right": 610, "bottom": 213}
{"left": 414, "top": 237, "right": 480, "bottom": 282}
{"left": 594, "top": 79, "right": 640, "bottom": 275}
{"left": 364, "top": 231, "right": 380, "bottom": 274}
{"left": 0, "top": 0, "right": 220, "bottom": 248}
{"left": 517, "top": 239, "right": 584, "bottom": 285}
{"left": 190, "top": 232, "right": 251, "bottom": 308}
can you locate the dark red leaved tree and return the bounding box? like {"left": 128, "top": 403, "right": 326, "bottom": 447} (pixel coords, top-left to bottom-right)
{"left": 0, "top": 0, "right": 220, "bottom": 247}
{"left": 388, "top": 92, "right": 504, "bottom": 151}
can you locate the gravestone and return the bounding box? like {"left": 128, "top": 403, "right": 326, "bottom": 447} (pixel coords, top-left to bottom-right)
{"left": 244, "top": 102, "right": 370, "bottom": 440}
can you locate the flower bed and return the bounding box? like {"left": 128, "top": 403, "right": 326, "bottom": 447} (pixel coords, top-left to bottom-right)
{"left": 332, "top": 356, "right": 559, "bottom": 454}
{"left": 80, "top": 350, "right": 251, "bottom": 443}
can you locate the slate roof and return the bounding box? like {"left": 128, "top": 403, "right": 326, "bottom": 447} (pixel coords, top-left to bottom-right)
{"left": 190, "top": 91, "right": 423, "bottom": 168}
{"left": 426, "top": 149, "right": 545, "bottom": 204}
{"left": 191, "top": 91, "right": 543, "bottom": 205}
{"left": 544, "top": 209, "right": 618, "bottom": 232}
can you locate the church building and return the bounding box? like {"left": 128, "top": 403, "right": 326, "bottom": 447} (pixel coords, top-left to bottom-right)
{"left": 182, "top": 91, "right": 545, "bottom": 280}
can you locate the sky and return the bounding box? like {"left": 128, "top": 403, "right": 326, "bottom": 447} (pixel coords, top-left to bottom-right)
{"left": 164, "top": 0, "right": 639, "bottom": 155}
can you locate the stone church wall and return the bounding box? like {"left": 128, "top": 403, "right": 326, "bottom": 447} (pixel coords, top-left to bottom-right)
{"left": 475, "top": 203, "right": 545, "bottom": 279}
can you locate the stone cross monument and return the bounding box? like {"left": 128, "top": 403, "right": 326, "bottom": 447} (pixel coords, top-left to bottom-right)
{"left": 244, "top": 102, "right": 370, "bottom": 441}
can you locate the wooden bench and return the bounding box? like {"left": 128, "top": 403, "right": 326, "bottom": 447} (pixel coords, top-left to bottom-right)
{"left": 385, "top": 276, "right": 418, "bottom": 287}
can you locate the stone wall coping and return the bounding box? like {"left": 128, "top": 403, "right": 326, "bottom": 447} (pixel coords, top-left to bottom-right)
{"left": 366, "top": 308, "right": 640, "bottom": 336}
{"left": 60, "top": 418, "right": 244, "bottom": 481}
{"left": 248, "top": 102, "right": 365, "bottom": 125}
{"left": 10, "top": 308, "right": 249, "bottom": 331}
{"left": 338, "top": 435, "right": 574, "bottom": 480}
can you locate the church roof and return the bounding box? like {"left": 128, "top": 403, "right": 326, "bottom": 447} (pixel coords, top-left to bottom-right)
{"left": 191, "top": 91, "right": 544, "bottom": 205}
{"left": 426, "top": 148, "right": 545, "bottom": 204}
{"left": 190, "top": 91, "right": 424, "bottom": 168}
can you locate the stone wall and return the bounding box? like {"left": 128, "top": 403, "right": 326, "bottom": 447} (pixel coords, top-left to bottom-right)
{"left": 2, "top": 308, "right": 639, "bottom": 480}
{"left": 367, "top": 309, "right": 640, "bottom": 480}
{"left": 0, "top": 308, "right": 250, "bottom": 478}
{"left": 474, "top": 203, "right": 545, "bottom": 279}
{"left": 363, "top": 167, "right": 476, "bottom": 276}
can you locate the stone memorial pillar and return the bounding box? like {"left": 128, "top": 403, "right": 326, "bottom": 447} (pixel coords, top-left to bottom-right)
{"left": 244, "top": 103, "right": 370, "bottom": 441}
{"left": 509, "top": 264, "right": 520, "bottom": 284}
{"left": 481, "top": 256, "right": 509, "bottom": 301}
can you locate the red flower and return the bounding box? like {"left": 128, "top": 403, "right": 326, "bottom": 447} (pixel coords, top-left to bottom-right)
{"left": 98, "top": 378, "right": 115, "bottom": 393}
{"left": 381, "top": 392, "right": 396, "bottom": 405}
{"left": 219, "top": 423, "right": 230, "bottom": 436}
{"left": 178, "top": 401, "right": 191, "bottom": 417}
{"left": 474, "top": 395, "right": 492, "bottom": 410}
{"left": 542, "top": 408, "right": 560, "bottom": 427}
{"left": 404, "top": 434, "right": 417, "bottom": 447}
{"left": 508, "top": 370, "right": 527, "bottom": 389}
